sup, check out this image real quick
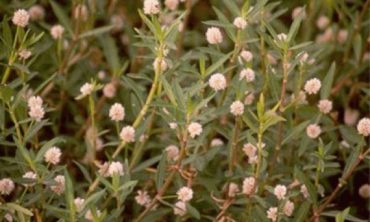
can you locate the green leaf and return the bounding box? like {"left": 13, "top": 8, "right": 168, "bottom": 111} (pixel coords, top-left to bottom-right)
{"left": 320, "top": 62, "right": 336, "bottom": 99}
{"left": 79, "top": 25, "right": 114, "bottom": 39}
{"left": 99, "top": 35, "right": 121, "bottom": 75}
{"left": 64, "top": 170, "right": 76, "bottom": 222}
{"left": 186, "top": 203, "right": 201, "bottom": 220}
{"left": 24, "top": 120, "right": 50, "bottom": 143}
{"left": 161, "top": 77, "right": 178, "bottom": 107}
{"left": 156, "top": 152, "right": 167, "bottom": 191}
{"left": 342, "top": 142, "right": 362, "bottom": 177}
{"left": 205, "top": 52, "right": 232, "bottom": 77}
{"left": 282, "top": 120, "right": 310, "bottom": 145}
{"left": 222, "top": 0, "right": 240, "bottom": 16}
{"left": 3, "top": 203, "right": 33, "bottom": 217}
{"left": 293, "top": 201, "right": 310, "bottom": 222}
{"left": 287, "top": 7, "right": 305, "bottom": 42}
{"left": 49, "top": 0, "right": 73, "bottom": 35}
{"left": 353, "top": 34, "right": 362, "bottom": 63}
{"left": 0, "top": 85, "right": 14, "bottom": 103}
{"left": 295, "top": 167, "right": 317, "bottom": 204}
{"left": 335, "top": 207, "right": 350, "bottom": 222}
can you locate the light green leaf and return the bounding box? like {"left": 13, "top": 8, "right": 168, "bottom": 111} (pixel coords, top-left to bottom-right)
{"left": 320, "top": 62, "right": 336, "bottom": 99}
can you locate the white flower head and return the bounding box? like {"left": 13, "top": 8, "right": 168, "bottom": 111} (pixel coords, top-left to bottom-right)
{"left": 344, "top": 108, "right": 359, "bottom": 126}
{"left": 73, "top": 4, "right": 89, "bottom": 21}
{"left": 242, "top": 177, "right": 256, "bottom": 195}
{"left": 177, "top": 186, "right": 193, "bottom": 202}
{"left": 206, "top": 27, "right": 223, "bottom": 44}
{"left": 359, "top": 184, "right": 370, "bottom": 199}
{"left": 267, "top": 207, "right": 278, "bottom": 222}
{"left": 165, "top": 0, "right": 179, "bottom": 11}
{"left": 12, "top": 9, "right": 30, "bottom": 27}
{"left": 357, "top": 118, "right": 370, "bottom": 137}
{"left": 283, "top": 200, "right": 295, "bottom": 216}
{"left": 80, "top": 82, "right": 94, "bottom": 97}
{"left": 300, "top": 185, "right": 309, "bottom": 198}
{"left": 227, "top": 182, "right": 240, "bottom": 197}
{"left": 230, "top": 100, "right": 244, "bottom": 116}
{"left": 84, "top": 209, "right": 101, "bottom": 221}
{"left": 153, "top": 58, "right": 167, "bottom": 71}
{"left": 28, "top": 105, "right": 45, "bottom": 122}
{"left": 28, "top": 5, "right": 45, "bottom": 21}
{"left": 44, "top": 146, "right": 62, "bottom": 165}
{"left": 318, "top": 99, "right": 333, "bottom": 114}
{"left": 120, "top": 126, "right": 136, "bottom": 143}
{"left": 144, "top": 0, "right": 160, "bottom": 15}
{"left": 277, "top": 33, "right": 288, "bottom": 42}
{"left": 211, "top": 138, "right": 224, "bottom": 147}
{"left": 274, "top": 184, "right": 287, "bottom": 200}
{"left": 187, "top": 122, "right": 203, "bottom": 138}
{"left": 304, "top": 78, "right": 321, "bottom": 95}
{"left": 240, "top": 50, "right": 253, "bottom": 62}
{"left": 109, "top": 103, "right": 125, "bottom": 121}
{"left": 174, "top": 201, "right": 187, "bottom": 216}
{"left": 244, "top": 93, "right": 255, "bottom": 105}
{"left": 169, "top": 122, "right": 178, "bottom": 129}
{"left": 50, "top": 25, "right": 65, "bottom": 39}
{"left": 239, "top": 68, "right": 255, "bottom": 82}
{"left": 233, "top": 17, "right": 247, "bottom": 29}
{"left": 18, "top": 49, "right": 32, "bottom": 60}
{"left": 306, "top": 124, "right": 321, "bottom": 139}
{"left": 51, "top": 175, "right": 65, "bottom": 195}
{"left": 337, "top": 29, "right": 348, "bottom": 44}
{"left": 103, "top": 83, "right": 116, "bottom": 98}
{"left": 209, "top": 73, "right": 227, "bottom": 91}
{"left": 74, "top": 197, "right": 85, "bottom": 212}
{"left": 108, "top": 161, "right": 124, "bottom": 176}
{"left": 165, "top": 145, "right": 179, "bottom": 161}
{"left": 0, "top": 178, "right": 15, "bottom": 195}
{"left": 242, "top": 143, "right": 257, "bottom": 157}
{"left": 316, "top": 15, "right": 330, "bottom": 30}
{"left": 28, "top": 96, "right": 43, "bottom": 108}
{"left": 22, "top": 171, "right": 37, "bottom": 187}
{"left": 135, "top": 190, "right": 151, "bottom": 206}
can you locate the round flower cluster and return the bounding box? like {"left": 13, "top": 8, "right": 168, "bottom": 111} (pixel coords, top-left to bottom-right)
{"left": 27, "top": 96, "right": 45, "bottom": 121}
{"left": 120, "top": 126, "right": 136, "bottom": 143}
{"left": 50, "top": 25, "right": 65, "bottom": 39}
{"left": 144, "top": 0, "right": 160, "bottom": 15}
{"left": 239, "top": 68, "right": 255, "bottom": 82}
{"left": 242, "top": 177, "right": 256, "bottom": 195}
{"left": 177, "top": 186, "right": 193, "bottom": 202}
{"left": 187, "top": 122, "right": 203, "bottom": 138}
{"left": 44, "top": 146, "right": 62, "bottom": 165}
{"left": 206, "top": 27, "right": 223, "bottom": 44}
{"left": 306, "top": 124, "right": 321, "bottom": 139}
{"left": 109, "top": 103, "right": 125, "bottom": 121}
{"left": 12, "top": 9, "right": 30, "bottom": 27}
{"left": 209, "top": 73, "right": 226, "bottom": 91}
{"left": 230, "top": 100, "right": 244, "bottom": 116}
{"left": 304, "top": 78, "right": 321, "bottom": 95}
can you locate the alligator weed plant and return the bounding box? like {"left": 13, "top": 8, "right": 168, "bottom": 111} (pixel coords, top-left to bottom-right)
{"left": 0, "top": 0, "right": 369, "bottom": 221}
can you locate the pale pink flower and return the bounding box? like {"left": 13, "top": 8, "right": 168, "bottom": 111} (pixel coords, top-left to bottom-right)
{"left": 187, "top": 122, "right": 203, "bottom": 138}
{"left": 177, "top": 186, "right": 193, "bottom": 202}
{"left": 277, "top": 33, "right": 287, "bottom": 42}
{"left": 211, "top": 138, "right": 224, "bottom": 147}
{"left": 120, "top": 126, "right": 136, "bottom": 142}
{"left": 299, "top": 52, "right": 309, "bottom": 63}
{"left": 359, "top": 184, "right": 370, "bottom": 198}
{"left": 242, "top": 143, "right": 257, "bottom": 157}
{"left": 73, "top": 4, "right": 89, "bottom": 21}
{"left": 103, "top": 83, "right": 116, "bottom": 98}
{"left": 344, "top": 108, "right": 359, "bottom": 126}
{"left": 51, "top": 175, "right": 65, "bottom": 195}
{"left": 274, "top": 184, "right": 287, "bottom": 200}
{"left": 165, "top": 145, "right": 179, "bottom": 161}
{"left": 248, "top": 155, "right": 258, "bottom": 164}
{"left": 239, "top": 68, "right": 255, "bottom": 82}
{"left": 108, "top": 161, "right": 124, "bottom": 176}
{"left": 174, "top": 201, "right": 186, "bottom": 216}
{"left": 337, "top": 29, "right": 348, "bottom": 44}
{"left": 74, "top": 197, "right": 85, "bottom": 212}
{"left": 98, "top": 162, "right": 110, "bottom": 177}
{"left": 357, "top": 118, "right": 370, "bottom": 136}
{"left": 169, "top": 122, "right": 178, "bottom": 129}
{"left": 206, "top": 27, "right": 223, "bottom": 44}
{"left": 153, "top": 58, "right": 167, "bottom": 71}
{"left": 230, "top": 100, "right": 244, "bottom": 116}
{"left": 316, "top": 15, "right": 330, "bottom": 30}
{"left": 227, "top": 182, "right": 239, "bottom": 197}
{"left": 0, "top": 178, "right": 15, "bottom": 195}
{"left": 111, "top": 15, "right": 124, "bottom": 32}
{"left": 12, "top": 9, "right": 30, "bottom": 27}
{"left": 28, "top": 105, "right": 45, "bottom": 121}
{"left": 4, "top": 213, "right": 13, "bottom": 222}
{"left": 84, "top": 209, "right": 101, "bottom": 221}
{"left": 304, "top": 78, "right": 321, "bottom": 95}
{"left": 233, "top": 17, "right": 247, "bottom": 29}
{"left": 267, "top": 207, "right": 278, "bottom": 222}
{"left": 317, "top": 27, "right": 334, "bottom": 43}
{"left": 318, "top": 99, "right": 333, "bottom": 114}
{"left": 22, "top": 171, "right": 37, "bottom": 187}
{"left": 144, "top": 0, "right": 160, "bottom": 15}
{"left": 242, "top": 177, "right": 256, "bottom": 195}
{"left": 28, "top": 96, "right": 43, "bottom": 108}
{"left": 50, "top": 25, "right": 65, "bottom": 39}
{"left": 292, "top": 7, "right": 306, "bottom": 19}
{"left": 306, "top": 124, "right": 321, "bottom": 139}
{"left": 18, "top": 49, "right": 32, "bottom": 60}
{"left": 209, "top": 73, "right": 226, "bottom": 91}
{"left": 28, "top": 5, "right": 45, "bottom": 21}
{"left": 80, "top": 82, "right": 94, "bottom": 96}
{"left": 244, "top": 93, "right": 255, "bottom": 105}
{"left": 98, "top": 70, "right": 106, "bottom": 80}
{"left": 300, "top": 185, "right": 309, "bottom": 198}
{"left": 135, "top": 190, "right": 151, "bottom": 206}
{"left": 283, "top": 200, "right": 295, "bottom": 216}
{"left": 165, "top": 0, "right": 179, "bottom": 10}
{"left": 109, "top": 103, "right": 125, "bottom": 121}
{"left": 240, "top": 50, "right": 253, "bottom": 62}
{"left": 44, "top": 146, "right": 62, "bottom": 165}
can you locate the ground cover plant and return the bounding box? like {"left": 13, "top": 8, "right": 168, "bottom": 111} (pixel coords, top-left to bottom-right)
{"left": 0, "top": 0, "right": 369, "bottom": 221}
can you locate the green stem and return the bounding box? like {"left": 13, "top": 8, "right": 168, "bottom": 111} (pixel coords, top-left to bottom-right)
{"left": 1, "top": 27, "right": 19, "bottom": 84}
